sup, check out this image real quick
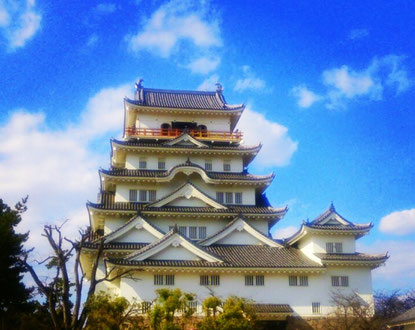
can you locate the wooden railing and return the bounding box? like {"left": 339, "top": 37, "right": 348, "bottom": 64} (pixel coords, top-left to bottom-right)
{"left": 125, "top": 127, "right": 242, "bottom": 142}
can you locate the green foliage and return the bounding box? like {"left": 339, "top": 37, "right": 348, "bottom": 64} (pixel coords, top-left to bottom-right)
{"left": 202, "top": 296, "right": 222, "bottom": 318}
{"left": 0, "top": 197, "right": 34, "bottom": 327}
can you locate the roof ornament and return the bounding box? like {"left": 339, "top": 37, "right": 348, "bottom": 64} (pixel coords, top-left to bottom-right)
{"left": 185, "top": 157, "right": 191, "bottom": 165}
{"left": 215, "top": 82, "right": 223, "bottom": 93}
{"left": 135, "top": 79, "right": 144, "bottom": 89}
{"left": 135, "top": 79, "right": 144, "bottom": 102}
{"left": 329, "top": 202, "right": 336, "bottom": 212}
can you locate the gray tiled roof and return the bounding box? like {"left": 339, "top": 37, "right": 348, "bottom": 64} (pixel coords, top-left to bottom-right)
{"left": 83, "top": 242, "right": 148, "bottom": 250}
{"left": 127, "top": 88, "right": 244, "bottom": 111}
{"left": 388, "top": 306, "right": 415, "bottom": 326}
{"left": 314, "top": 253, "right": 388, "bottom": 262}
{"left": 249, "top": 304, "right": 293, "bottom": 314}
{"left": 306, "top": 223, "right": 373, "bottom": 231}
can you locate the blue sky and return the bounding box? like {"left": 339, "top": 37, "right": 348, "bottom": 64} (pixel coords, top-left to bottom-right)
{"left": 0, "top": 0, "right": 414, "bottom": 290}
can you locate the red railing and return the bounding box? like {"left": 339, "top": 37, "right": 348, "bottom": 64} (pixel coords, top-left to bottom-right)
{"left": 125, "top": 128, "right": 243, "bottom": 142}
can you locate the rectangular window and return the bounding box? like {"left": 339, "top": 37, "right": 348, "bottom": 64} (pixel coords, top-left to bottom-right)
{"left": 312, "top": 302, "right": 321, "bottom": 314}
{"left": 245, "top": 275, "right": 254, "bottom": 286}
{"left": 154, "top": 274, "right": 163, "bottom": 285}
{"left": 225, "top": 192, "right": 233, "bottom": 204}
{"left": 189, "top": 226, "right": 197, "bottom": 239}
{"left": 158, "top": 159, "right": 166, "bottom": 170}
{"left": 256, "top": 275, "right": 265, "bottom": 286}
{"left": 139, "top": 190, "right": 147, "bottom": 202}
{"left": 216, "top": 192, "right": 224, "bottom": 203}
{"left": 205, "top": 161, "right": 212, "bottom": 171}
{"left": 335, "top": 242, "right": 343, "bottom": 253}
{"left": 139, "top": 159, "right": 147, "bottom": 169}
{"left": 141, "top": 301, "right": 151, "bottom": 313}
{"left": 235, "top": 192, "right": 242, "bottom": 204}
{"left": 200, "top": 275, "right": 209, "bottom": 286}
{"left": 165, "top": 275, "right": 175, "bottom": 285}
{"left": 223, "top": 161, "right": 231, "bottom": 172}
{"left": 210, "top": 275, "right": 220, "bottom": 286}
{"left": 129, "top": 189, "right": 137, "bottom": 202}
{"left": 299, "top": 276, "right": 309, "bottom": 287}
{"left": 331, "top": 276, "right": 340, "bottom": 287}
{"left": 326, "top": 242, "right": 334, "bottom": 253}
{"left": 198, "top": 227, "right": 207, "bottom": 239}
{"left": 341, "top": 276, "right": 349, "bottom": 287}
{"left": 289, "top": 275, "right": 298, "bottom": 286}
{"left": 178, "top": 226, "right": 187, "bottom": 236}
{"left": 148, "top": 190, "right": 157, "bottom": 202}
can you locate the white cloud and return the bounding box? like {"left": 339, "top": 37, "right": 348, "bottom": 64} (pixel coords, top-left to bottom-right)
{"left": 127, "top": 0, "right": 221, "bottom": 58}
{"left": 272, "top": 226, "right": 298, "bottom": 239}
{"left": 0, "top": 0, "right": 41, "bottom": 50}
{"left": 291, "top": 85, "right": 321, "bottom": 108}
{"left": 234, "top": 65, "right": 266, "bottom": 92}
{"left": 359, "top": 240, "right": 415, "bottom": 289}
{"left": 197, "top": 74, "right": 219, "bottom": 91}
{"left": 237, "top": 106, "right": 298, "bottom": 167}
{"left": 348, "top": 28, "right": 369, "bottom": 40}
{"left": 379, "top": 208, "right": 415, "bottom": 235}
{"left": 187, "top": 56, "right": 220, "bottom": 74}
{"left": 292, "top": 55, "right": 412, "bottom": 109}
{"left": 86, "top": 34, "right": 99, "bottom": 47}
{"left": 94, "top": 3, "right": 117, "bottom": 14}
{"left": 0, "top": 84, "right": 133, "bottom": 250}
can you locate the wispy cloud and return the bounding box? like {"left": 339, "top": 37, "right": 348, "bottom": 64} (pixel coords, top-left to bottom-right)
{"left": 94, "top": 2, "right": 117, "bottom": 15}
{"left": 86, "top": 34, "right": 99, "bottom": 47}
{"left": 234, "top": 65, "right": 266, "bottom": 92}
{"left": 186, "top": 56, "right": 220, "bottom": 74}
{"left": 379, "top": 208, "right": 415, "bottom": 236}
{"left": 272, "top": 226, "right": 298, "bottom": 239}
{"left": 348, "top": 28, "right": 369, "bottom": 40}
{"left": 0, "top": 0, "right": 42, "bottom": 50}
{"left": 292, "top": 55, "right": 413, "bottom": 109}
{"left": 197, "top": 74, "right": 219, "bottom": 91}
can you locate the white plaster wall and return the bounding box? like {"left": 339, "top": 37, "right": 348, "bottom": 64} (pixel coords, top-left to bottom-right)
{"left": 116, "top": 228, "right": 158, "bottom": 243}
{"left": 150, "top": 246, "right": 200, "bottom": 260}
{"left": 216, "top": 230, "right": 264, "bottom": 245}
{"left": 115, "top": 266, "right": 374, "bottom": 317}
{"left": 299, "top": 234, "right": 356, "bottom": 254}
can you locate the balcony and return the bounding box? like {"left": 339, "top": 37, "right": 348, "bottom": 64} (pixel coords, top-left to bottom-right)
{"left": 125, "top": 127, "right": 243, "bottom": 143}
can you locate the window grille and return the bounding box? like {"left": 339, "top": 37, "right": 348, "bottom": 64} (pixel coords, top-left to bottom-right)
{"left": 326, "top": 242, "right": 334, "bottom": 253}
{"left": 139, "top": 190, "right": 147, "bottom": 202}
{"left": 223, "top": 161, "right": 231, "bottom": 172}
{"left": 188, "top": 301, "right": 198, "bottom": 310}
{"left": 139, "top": 159, "right": 147, "bottom": 169}
{"left": 225, "top": 192, "right": 233, "bottom": 204}
{"left": 198, "top": 227, "right": 207, "bottom": 239}
{"left": 141, "top": 301, "right": 151, "bottom": 313}
{"left": 245, "top": 275, "right": 254, "bottom": 286}
{"left": 189, "top": 226, "right": 197, "bottom": 239}
{"left": 165, "top": 275, "right": 175, "bottom": 285}
{"left": 154, "top": 275, "right": 163, "bottom": 285}
{"left": 200, "top": 275, "right": 209, "bottom": 286}
{"left": 299, "top": 276, "right": 309, "bottom": 286}
{"left": 235, "top": 192, "right": 243, "bottom": 204}
{"left": 205, "top": 162, "right": 212, "bottom": 171}
{"left": 341, "top": 276, "right": 349, "bottom": 287}
{"left": 289, "top": 276, "right": 298, "bottom": 286}
{"left": 216, "top": 192, "right": 224, "bottom": 203}
{"left": 312, "top": 302, "right": 321, "bottom": 314}
{"left": 331, "top": 276, "right": 340, "bottom": 287}
{"left": 148, "top": 190, "right": 157, "bottom": 202}
{"left": 335, "top": 242, "right": 343, "bottom": 253}
{"left": 256, "top": 275, "right": 265, "bottom": 286}
{"left": 158, "top": 159, "right": 166, "bottom": 170}
{"left": 129, "top": 189, "right": 137, "bottom": 202}
{"left": 178, "top": 226, "right": 187, "bottom": 236}
{"left": 210, "top": 275, "right": 220, "bottom": 286}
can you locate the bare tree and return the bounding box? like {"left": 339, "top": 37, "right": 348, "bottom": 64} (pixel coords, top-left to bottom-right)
{"left": 20, "top": 222, "right": 132, "bottom": 330}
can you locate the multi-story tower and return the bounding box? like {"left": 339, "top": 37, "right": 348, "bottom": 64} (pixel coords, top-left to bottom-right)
{"left": 81, "top": 81, "right": 387, "bottom": 320}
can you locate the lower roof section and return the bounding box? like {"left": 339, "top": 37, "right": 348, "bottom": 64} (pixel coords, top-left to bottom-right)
{"left": 250, "top": 304, "right": 293, "bottom": 314}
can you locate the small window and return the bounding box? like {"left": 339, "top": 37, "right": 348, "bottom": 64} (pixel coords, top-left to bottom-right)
{"left": 139, "top": 190, "right": 147, "bottom": 202}
{"left": 189, "top": 226, "right": 197, "bottom": 239}
{"left": 299, "top": 276, "right": 308, "bottom": 287}
{"left": 235, "top": 192, "right": 242, "bottom": 204}
{"left": 256, "top": 275, "right": 264, "bottom": 286}
{"left": 200, "top": 275, "right": 209, "bottom": 286}
{"left": 245, "top": 275, "right": 254, "bottom": 286}
{"left": 129, "top": 189, "right": 137, "bottom": 202}
{"left": 225, "top": 192, "right": 233, "bottom": 204}
{"left": 154, "top": 274, "right": 163, "bottom": 285}
{"left": 165, "top": 275, "right": 175, "bottom": 285}
{"left": 223, "top": 161, "right": 231, "bottom": 172}
{"left": 341, "top": 276, "right": 349, "bottom": 287}
{"left": 331, "top": 276, "right": 340, "bottom": 287}
{"left": 158, "top": 159, "right": 166, "bottom": 170}
{"left": 326, "top": 242, "right": 334, "bottom": 253}
{"left": 178, "top": 226, "right": 187, "bottom": 236}
{"left": 139, "top": 159, "right": 147, "bottom": 169}
{"left": 148, "top": 190, "right": 157, "bottom": 202}
{"left": 312, "top": 302, "right": 321, "bottom": 314}
{"left": 335, "top": 242, "right": 343, "bottom": 253}
{"left": 205, "top": 161, "right": 212, "bottom": 171}
{"left": 141, "top": 301, "right": 151, "bottom": 313}
{"left": 210, "top": 275, "right": 220, "bottom": 286}
{"left": 289, "top": 275, "right": 298, "bottom": 286}
{"left": 216, "top": 192, "right": 224, "bottom": 203}
{"left": 198, "top": 227, "right": 207, "bottom": 239}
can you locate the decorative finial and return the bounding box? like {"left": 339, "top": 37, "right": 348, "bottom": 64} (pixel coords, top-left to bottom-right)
{"left": 215, "top": 82, "right": 223, "bottom": 92}
{"left": 329, "top": 202, "right": 335, "bottom": 212}
{"left": 185, "top": 157, "right": 191, "bottom": 165}
{"left": 173, "top": 224, "right": 178, "bottom": 233}
{"left": 135, "top": 79, "right": 144, "bottom": 89}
